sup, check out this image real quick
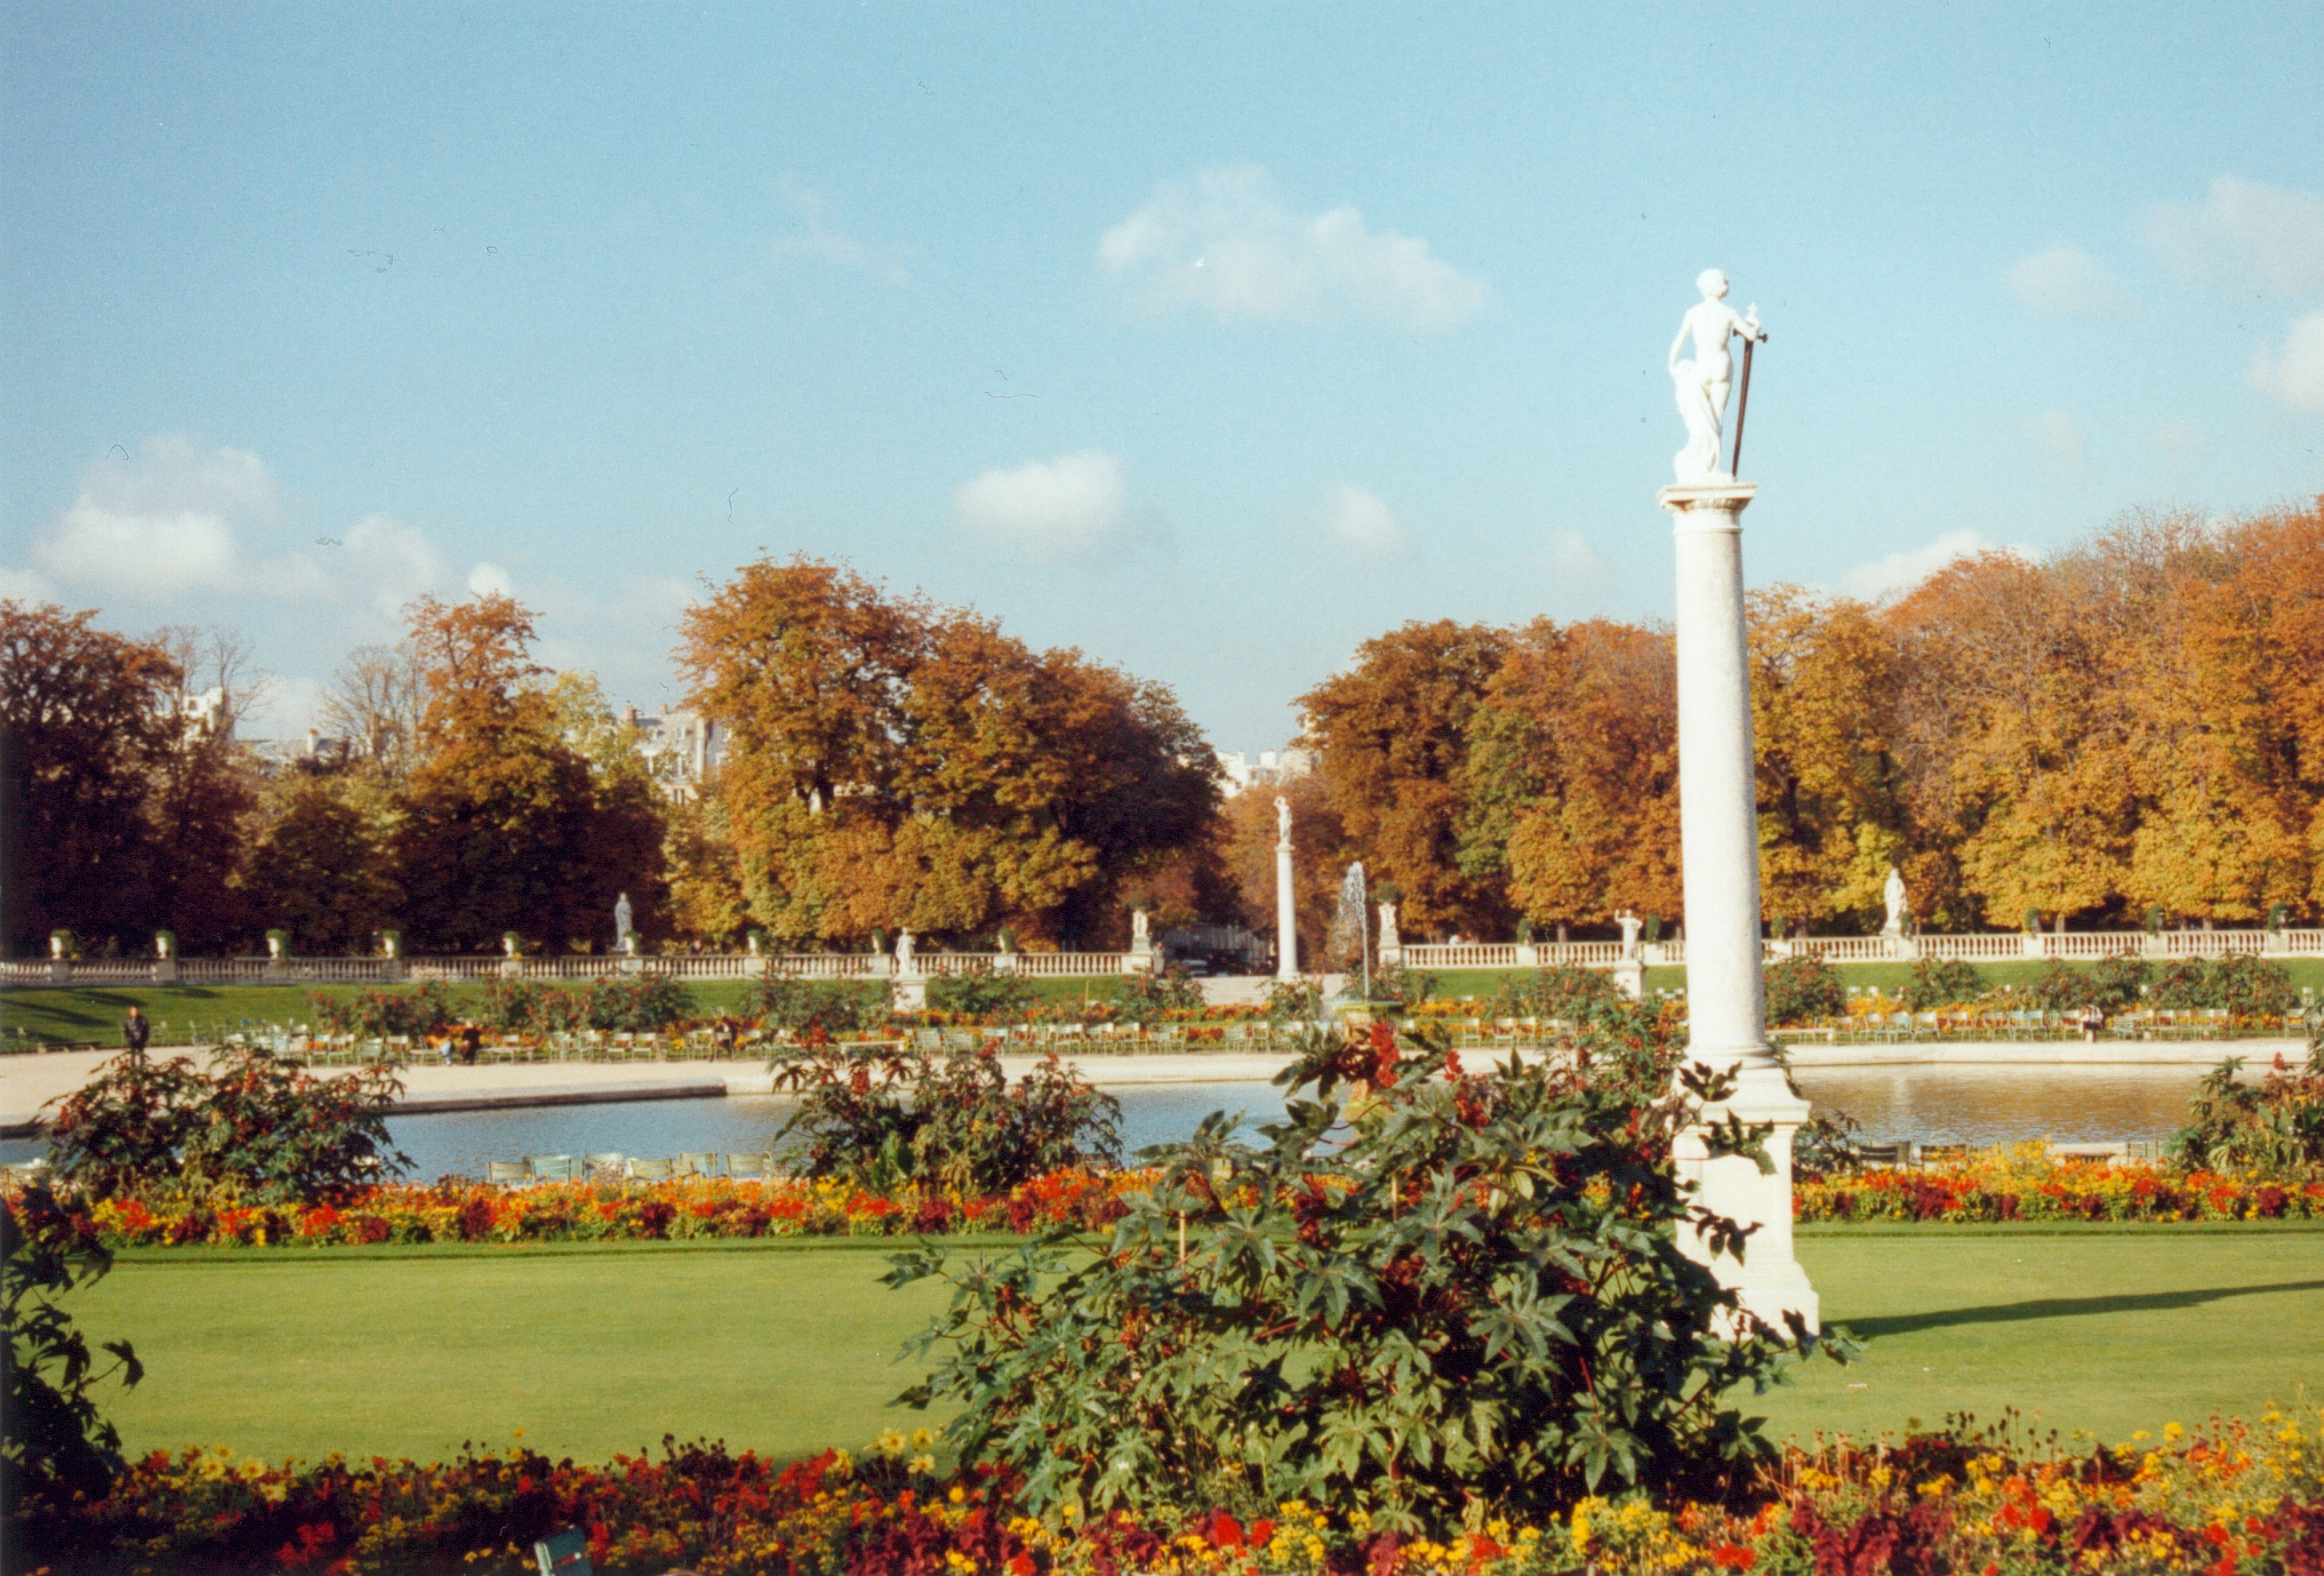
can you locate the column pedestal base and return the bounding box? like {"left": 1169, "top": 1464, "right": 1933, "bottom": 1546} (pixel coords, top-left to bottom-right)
{"left": 1673, "top": 1057, "right": 1820, "bottom": 1338}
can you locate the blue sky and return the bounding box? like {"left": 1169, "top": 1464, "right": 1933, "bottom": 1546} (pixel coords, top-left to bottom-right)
{"left": 4, "top": 3, "right": 2320, "bottom": 750}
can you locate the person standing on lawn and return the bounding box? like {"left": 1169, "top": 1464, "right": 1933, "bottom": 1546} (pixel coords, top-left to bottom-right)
{"left": 122, "top": 1004, "right": 151, "bottom": 1056}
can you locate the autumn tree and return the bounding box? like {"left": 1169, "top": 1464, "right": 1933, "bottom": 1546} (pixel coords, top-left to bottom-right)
{"left": 242, "top": 776, "right": 401, "bottom": 953}
{"left": 144, "top": 626, "right": 265, "bottom": 951}
{"left": 1298, "top": 620, "right": 1511, "bottom": 939}
{"left": 1480, "top": 618, "right": 1684, "bottom": 938}
{"left": 678, "top": 557, "right": 1220, "bottom": 948}
{"left": 319, "top": 641, "right": 424, "bottom": 783}
{"left": 1747, "top": 589, "right": 1907, "bottom": 935}
{"left": 390, "top": 595, "right": 666, "bottom": 951}
{"left": 0, "top": 604, "right": 181, "bottom": 955}
{"left": 1221, "top": 771, "right": 1345, "bottom": 964}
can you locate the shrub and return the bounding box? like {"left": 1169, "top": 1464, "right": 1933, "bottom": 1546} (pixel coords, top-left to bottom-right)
{"left": 769, "top": 1044, "right": 1121, "bottom": 1193}
{"left": 1118, "top": 964, "right": 1203, "bottom": 1015}
{"left": 2, "top": 1183, "right": 143, "bottom": 1515}
{"left": 1896, "top": 957, "right": 1983, "bottom": 1012}
{"left": 2087, "top": 952, "right": 2152, "bottom": 1011}
{"left": 1763, "top": 954, "right": 1845, "bottom": 1027}
{"left": 2169, "top": 1054, "right": 2324, "bottom": 1174}
{"left": 579, "top": 973, "right": 693, "bottom": 1032}
{"left": 303, "top": 982, "right": 453, "bottom": 1039}
{"left": 1352, "top": 961, "right": 1435, "bottom": 1007}
{"left": 889, "top": 1022, "right": 1844, "bottom": 1530}
{"left": 2023, "top": 959, "right": 2096, "bottom": 1014}
{"left": 754, "top": 974, "right": 888, "bottom": 1035}
{"left": 2146, "top": 954, "right": 2294, "bottom": 1017}
{"left": 1263, "top": 976, "right": 1323, "bottom": 1024}
{"left": 1488, "top": 964, "right": 1627, "bottom": 1026}
{"left": 925, "top": 967, "right": 1036, "bottom": 1020}
{"left": 41, "top": 1049, "right": 408, "bottom": 1206}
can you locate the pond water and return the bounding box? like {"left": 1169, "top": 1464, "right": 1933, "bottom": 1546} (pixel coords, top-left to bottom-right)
{"left": 0, "top": 1067, "right": 2246, "bottom": 1179}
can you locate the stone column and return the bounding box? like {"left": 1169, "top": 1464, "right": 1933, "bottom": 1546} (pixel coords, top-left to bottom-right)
{"left": 1659, "top": 481, "right": 1818, "bottom": 1335}
{"left": 1275, "top": 820, "right": 1299, "bottom": 982}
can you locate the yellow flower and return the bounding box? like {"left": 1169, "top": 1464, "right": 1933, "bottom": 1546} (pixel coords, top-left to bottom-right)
{"left": 909, "top": 1454, "right": 937, "bottom": 1476}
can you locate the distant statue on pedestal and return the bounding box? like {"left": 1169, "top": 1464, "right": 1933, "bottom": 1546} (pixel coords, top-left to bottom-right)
{"left": 1668, "top": 269, "right": 1765, "bottom": 484}
{"left": 1275, "top": 795, "right": 1293, "bottom": 848}
{"left": 614, "top": 892, "right": 634, "bottom": 950}
{"left": 895, "top": 929, "right": 918, "bottom": 974}
{"left": 1881, "top": 866, "right": 1908, "bottom": 937}
{"left": 1131, "top": 908, "right": 1150, "bottom": 946}
{"left": 1618, "top": 909, "right": 1644, "bottom": 957}
{"left": 1377, "top": 901, "right": 1400, "bottom": 955}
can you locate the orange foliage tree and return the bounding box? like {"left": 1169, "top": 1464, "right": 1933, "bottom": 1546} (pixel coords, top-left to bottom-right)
{"left": 1300, "top": 499, "right": 2323, "bottom": 939}
{"left": 678, "top": 556, "right": 1217, "bottom": 948}
{"left": 391, "top": 594, "right": 667, "bottom": 952}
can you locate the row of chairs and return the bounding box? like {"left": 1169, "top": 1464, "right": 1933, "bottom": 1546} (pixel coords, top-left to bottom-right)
{"left": 481, "top": 1151, "right": 777, "bottom": 1185}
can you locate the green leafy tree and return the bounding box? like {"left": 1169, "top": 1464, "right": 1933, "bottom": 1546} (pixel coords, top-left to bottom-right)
{"left": 3, "top": 1185, "right": 143, "bottom": 1514}
{"left": 890, "top": 1024, "right": 1842, "bottom": 1529}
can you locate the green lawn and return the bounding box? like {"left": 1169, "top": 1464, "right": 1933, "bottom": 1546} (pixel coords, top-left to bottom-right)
{"left": 0, "top": 976, "right": 1141, "bottom": 1050}
{"left": 1424, "top": 957, "right": 2324, "bottom": 1004}
{"left": 57, "top": 1228, "right": 2324, "bottom": 1467}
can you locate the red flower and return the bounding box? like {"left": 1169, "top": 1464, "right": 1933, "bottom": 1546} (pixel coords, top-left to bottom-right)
{"left": 1711, "top": 1541, "right": 1756, "bottom": 1570}
{"left": 1209, "top": 1510, "right": 1245, "bottom": 1549}
{"left": 1250, "top": 1518, "right": 1276, "bottom": 1546}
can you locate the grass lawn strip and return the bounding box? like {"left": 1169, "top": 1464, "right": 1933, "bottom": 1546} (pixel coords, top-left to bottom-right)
{"left": 59, "top": 1230, "right": 2324, "bottom": 1468}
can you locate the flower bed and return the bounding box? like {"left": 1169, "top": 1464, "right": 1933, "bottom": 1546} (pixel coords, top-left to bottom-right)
{"left": 12, "top": 1411, "right": 2323, "bottom": 1573}
{"left": 1800, "top": 1146, "right": 2324, "bottom": 1223}
{"left": 64, "top": 1169, "right": 1147, "bottom": 1250}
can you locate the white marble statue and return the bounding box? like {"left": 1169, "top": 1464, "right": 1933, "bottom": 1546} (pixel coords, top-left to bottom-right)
{"left": 1667, "top": 269, "right": 1764, "bottom": 484}
{"left": 1131, "top": 908, "right": 1150, "bottom": 944}
{"left": 895, "top": 929, "right": 917, "bottom": 972}
{"left": 1377, "top": 901, "right": 1400, "bottom": 954}
{"left": 1882, "top": 865, "right": 1908, "bottom": 937}
{"left": 614, "top": 892, "right": 634, "bottom": 946}
{"left": 1617, "top": 908, "right": 1644, "bottom": 956}
{"left": 1275, "top": 795, "right": 1293, "bottom": 847}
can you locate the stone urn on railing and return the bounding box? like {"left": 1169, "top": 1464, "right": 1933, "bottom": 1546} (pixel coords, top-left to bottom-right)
{"left": 48, "top": 930, "right": 74, "bottom": 984}
{"left": 154, "top": 929, "right": 180, "bottom": 985}
{"left": 379, "top": 929, "right": 405, "bottom": 982}
{"left": 501, "top": 932, "right": 525, "bottom": 979}
{"left": 265, "top": 929, "right": 292, "bottom": 980}
{"left": 744, "top": 929, "right": 767, "bottom": 978}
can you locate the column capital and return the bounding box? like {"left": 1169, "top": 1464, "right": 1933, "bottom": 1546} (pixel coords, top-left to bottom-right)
{"left": 1657, "top": 482, "right": 1756, "bottom": 532}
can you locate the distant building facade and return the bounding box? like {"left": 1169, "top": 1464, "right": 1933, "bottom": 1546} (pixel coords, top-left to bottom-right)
{"left": 626, "top": 705, "right": 724, "bottom": 800}
{"left": 1216, "top": 746, "right": 1315, "bottom": 798}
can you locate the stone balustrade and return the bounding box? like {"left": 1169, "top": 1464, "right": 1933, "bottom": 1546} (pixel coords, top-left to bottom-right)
{"left": 4, "top": 929, "right": 2317, "bottom": 989}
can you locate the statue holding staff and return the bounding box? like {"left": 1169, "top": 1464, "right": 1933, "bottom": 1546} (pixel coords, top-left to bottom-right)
{"left": 1668, "top": 268, "right": 1765, "bottom": 484}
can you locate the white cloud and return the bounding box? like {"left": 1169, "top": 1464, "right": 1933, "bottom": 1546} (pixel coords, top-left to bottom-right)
{"left": 1099, "top": 164, "right": 1492, "bottom": 331}
{"left": 2147, "top": 176, "right": 2324, "bottom": 298}
{"left": 1317, "top": 484, "right": 1408, "bottom": 556}
{"left": 0, "top": 564, "right": 58, "bottom": 603}
{"left": 337, "top": 512, "right": 453, "bottom": 618}
{"left": 31, "top": 436, "right": 329, "bottom": 602}
{"left": 468, "top": 561, "right": 515, "bottom": 597}
{"left": 2247, "top": 309, "right": 2324, "bottom": 414}
{"left": 2008, "top": 244, "right": 2126, "bottom": 314}
{"left": 2152, "top": 420, "right": 2211, "bottom": 463}
{"left": 1544, "top": 529, "right": 1611, "bottom": 580}
{"left": 2032, "top": 409, "right": 2089, "bottom": 476}
{"left": 769, "top": 183, "right": 907, "bottom": 285}
{"left": 1836, "top": 529, "right": 2001, "bottom": 602}
{"left": 954, "top": 450, "right": 1145, "bottom": 558}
